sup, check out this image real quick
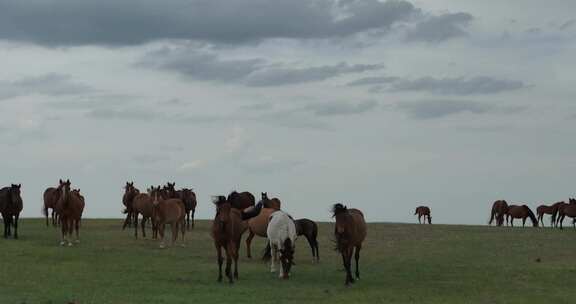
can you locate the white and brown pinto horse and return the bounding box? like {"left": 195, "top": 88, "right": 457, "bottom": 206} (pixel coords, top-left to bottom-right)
{"left": 267, "top": 210, "right": 297, "bottom": 279}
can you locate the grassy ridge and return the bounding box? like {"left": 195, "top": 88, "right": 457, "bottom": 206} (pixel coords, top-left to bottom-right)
{"left": 0, "top": 219, "right": 575, "bottom": 304}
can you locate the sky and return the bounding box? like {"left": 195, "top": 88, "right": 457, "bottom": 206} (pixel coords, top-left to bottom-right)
{"left": 0, "top": 0, "right": 575, "bottom": 224}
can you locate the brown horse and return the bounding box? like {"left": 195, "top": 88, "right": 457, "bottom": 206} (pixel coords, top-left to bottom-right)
{"left": 227, "top": 191, "right": 255, "bottom": 210}
{"left": 558, "top": 198, "right": 576, "bottom": 230}
{"left": 332, "top": 203, "right": 367, "bottom": 286}
{"left": 132, "top": 186, "right": 157, "bottom": 239}
{"left": 122, "top": 182, "right": 140, "bottom": 230}
{"left": 260, "top": 192, "right": 281, "bottom": 210}
{"left": 553, "top": 201, "right": 573, "bottom": 228}
{"left": 244, "top": 207, "right": 276, "bottom": 258}
{"left": 414, "top": 206, "right": 431, "bottom": 224}
{"left": 536, "top": 202, "right": 563, "bottom": 227}
{"left": 55, "top": 179, "right": 85, "bottom": 246}
{"left": 488, "top": 200, "right": 509, "bottom": 226}
{"left": 151, "top": 187, "right": 185, "bottom": 248}
{"left": 211, "top": 196, "right": 246, "bottom": 283}
{"left": 162, "top": 182, "right": 178, "bottom": 199}
{"left": 177, "top": 188, "right": 197, "bottom": 230}
{"left": 43, "top": 183, "right": 62, "bottom": 226}
{"left": 0, "top": 184, "right": 23, "bottom": 239}
{"left": 294, "top": 218, "right": 319, "bottom": 263}
{"left": 506, "top": 205, "right": 538, "bottom": 227}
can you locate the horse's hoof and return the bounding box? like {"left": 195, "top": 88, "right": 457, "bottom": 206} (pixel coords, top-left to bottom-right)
{"left": 67, "top": 242, "right": 73, "bottom": 247}
{"left": 60, "top": 241, "right": 66, "bottom": 246}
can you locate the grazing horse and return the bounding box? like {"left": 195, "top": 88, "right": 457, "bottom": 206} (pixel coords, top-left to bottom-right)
{"left": 132, "top": 186, "right": 157, "bottom": 239}
{"left": 506, "top": 205, "right": 538, "bottom": 227}
{"left": 294, "top": 218, "right": 319, "bottom": 263}
{"left": 43, "top": 183, "right": 62, "bottom": 226}
{"left": 267, "top": 210, "right": 297, "bottom": 279}
{"left": 178, "top": 188, "right": 197, "bottom": 230}
{"left": 151, "top": 187, "right": 185, "bottom": 248}
{"left": 558, "top": 198, "right": 576, "bottom": 230}
{"left": 55, "top": 179, "right": 85, "bottom": 246}
{"left": 332, "top": 203, "right": 367, "bottom": 286}
{"left": 414, "top": 206, "right": 432, "bottom": 224}
{"left": 536, "top": 202, "right": 562, "bottom": 227}
{"left": 227, "top": 191, "right": 255, "bottom": 210}
{"left": 488, "top": 200, "right": 509, "bottom": 226}
{"left": 211, "top": 196, "right": 245, "bottom": 283}
{"left": 0, "top": 184, "right": 23, "bottom": 239}
{"left": 260, "top": 192, "right": 281, "bottom": 210}
{"left": 122, "top": 182, "right": 140, "bottom": 230}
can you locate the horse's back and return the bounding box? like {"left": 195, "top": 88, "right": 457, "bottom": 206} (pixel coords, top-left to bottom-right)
{"left": 267, "top": 211, "right": 296, "bottom": 244}
{"left": 133, "top": 193, "right": 153, "bottom": 215}
{"left": 248, "top": 208, "right": 275, "bottom": 236}
{"left": 157, "top": 199, "right": 185, "bottom": 223}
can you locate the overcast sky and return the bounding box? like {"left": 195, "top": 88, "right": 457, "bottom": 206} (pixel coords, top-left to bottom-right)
{"left": 1, "top": 0, "right": 575, "bottom": 224}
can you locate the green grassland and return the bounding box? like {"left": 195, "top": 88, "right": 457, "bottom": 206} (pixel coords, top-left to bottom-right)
{"left": 0, "top": 219, "right": 575, "bottom": 304}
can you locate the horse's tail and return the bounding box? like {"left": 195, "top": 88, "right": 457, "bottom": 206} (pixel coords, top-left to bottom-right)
{"left": 488, "top": 208, "right": 495, "bottom": 225}
{"left": 524, "top": 205, "right": 538, "bottom": 227}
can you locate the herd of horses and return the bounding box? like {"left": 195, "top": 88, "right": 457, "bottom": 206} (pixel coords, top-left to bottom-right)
{"left": 2, "top": 181, "right": 576, "bottom": 285}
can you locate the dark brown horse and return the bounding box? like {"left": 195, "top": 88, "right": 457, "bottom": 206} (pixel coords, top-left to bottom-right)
{"left": 294, "top": 218, "right": 319, "bottom": 263}
{"left": 162, "top": 182, "right": 177, "bottom": 199}
{"left": 488, "top": 200, "right": 509, "bottom": 226}
{"left": 332, "top": 203, "right": 367, "bottom": 286}
{"left": 227, "top": 191, "right": 255, "bottom": 210}
{"left": 55, "top": 179, "right": 85, "bottom": 246}
{"left": 506, "top": 205, "right": 538, "bottom": 227}
{"left": 211, "top": 196, "right": 246, "bottom": 283}
{"left": 151, "top": 187, "right": 185, "bottom": 248}
{"left": 536, "top": 202, "right": 563, "bottom": 227}
{"left": 558, "top": 198, "right": 576, "bottom": 230}
{"left": 260, "top": 192, "right": 281, "bottom": 210}
{"left": 0, "top": 184, "right": 23, "bottom": 239}
{"left": 553, "top": 201, "right": 572, "bottom": 227}
{"left": 43, "top": 183, "right": 62, "bottom": 226}
{"left": 414, "top": 206, "right": 431, "bottom": 224}
{"left": 122, "top": 182, "right": 140, "bottom": 230}
{"left": 177, "top": 188, "right": 197, "bottom": 230}
{"left": 132, "top": 186, "right": 157, "bottom": 239}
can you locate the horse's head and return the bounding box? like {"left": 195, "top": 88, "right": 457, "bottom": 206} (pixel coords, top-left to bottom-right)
{"left": 151, "top": 186, "right": 163, "bottom": 206}
{"left": 331, "top": 203, "right": 347, "bottom": 217}
{"left": 9, "top": 184, "right": 22, "bottom": 205}
{"left": 59, "top": 179, "right": 71, "bottom": 200}
{"left": 570, "top": 198, "right": 576, "bottom": 205}
{"left": 261, "top": 192, "right": 268, "bottom": 201}
{"left": 212, "top": 195, "right": 230, "bottom": 226}
{"left": 279, "top": 238, "right": 295, "bottom": 279}
{"left": 163, "top": 182, "right": 177, "bottom": 198}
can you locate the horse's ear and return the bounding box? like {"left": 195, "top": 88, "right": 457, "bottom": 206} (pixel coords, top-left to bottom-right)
{"left": 18, "top": 184, "right": 21, "bottom": 188}
{"left": 66, "top": 179, "right": 70, "bottom": 184}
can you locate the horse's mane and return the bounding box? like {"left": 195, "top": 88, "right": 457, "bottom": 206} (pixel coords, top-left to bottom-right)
{"left": 332, "top": 203, "right": 348, "bottom": 217}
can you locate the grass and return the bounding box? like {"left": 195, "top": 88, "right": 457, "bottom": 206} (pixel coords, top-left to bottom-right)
{"left": 0, "top": 219, "right": 575, "bottom": 304}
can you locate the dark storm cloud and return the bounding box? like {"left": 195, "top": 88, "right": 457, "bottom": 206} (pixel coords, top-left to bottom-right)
{"left": 0, "top": 0, "right": 420, "bottom": 46}
{"left": 396, "top": 100, "right": 526, "bottom": 119}
{"left": 405, "top": 12, "right": 473, "bottom": 43}
{"left": 0, "top": 73, "right": 91, "bottom": 100}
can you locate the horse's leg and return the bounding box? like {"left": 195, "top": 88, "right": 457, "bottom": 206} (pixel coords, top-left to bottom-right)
{"left": 6, "top": 215, "right": 12, "bottom": 237}
{"left": 355, "top": 245, "right": 362, "bottom": 280}
{"left": 225, "top": 244, "right": 233, "bottom": 284}
{"left": 75, "top": 218, "right": 80, "bottom": 243}
{"left": 14, "top": 214, "right": 19, "bottom": 239}
{"left": 186, "top": 211, "right": 190, "bottom": 231}
{"left": 134, "top": 212, "right": 139, "bottom": 239}
{"left": 418, "top": 214, "right": 421, "bottom": 224}
{"left": 522, "top": 217, "right": 526, "bottom": 227}
{"left": 216, "top": 244, "right": 223, "bottom": 282}
{"left": 158, "top": 223, "right": 165, "bottom": 248}
{"left": 122, "top": 211, "right": 131, "bottom": 230}
{"left": 560, "top": 215, "right": 564, "bottom": 229}
{"left": 60, "top": 216, "right": 67, "bottom": 246}
{"left": 510, "top": 218, "right": 514, "bottom": 227}
{"left": 270, "top": 244, "right": 278, "bottom": 273}
{"left": 141, "top": 216, "right": 147, "bottom": 239}
{"left": 306, "top": 235, "right": 316, "bottom": 262}
{"left": 191, "top": 209, "right": 195, "bottom": 228}
{"left": 2, "top": 214, "right": 7, "bottom": 238}
{"left": 315, "top": 237, "right": 320, "bottom": 263}
{"left": 233, "top": 238, "right": 240, "bottom": 279}
{"left": 170, "top": 222, "right": 177, "bottom": 247}
{"left": 246, "top": 230, "right": 255, "bottom": 258}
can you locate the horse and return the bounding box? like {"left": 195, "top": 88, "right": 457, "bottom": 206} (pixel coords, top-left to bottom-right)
{"left": 122, "top": 182, "right": 140, "bottom": 230}
{"left": 162, "top": 182, "right": 177, "bottom": 199}
{"left": 151, "top": 186, "right": 185, "bottom": 248}
{"left": 294, "top": 218, "right": 319, "bottom": 263}
{"left": 177, "top": 188, "right": 197, "bottom": 230}
{"left": 55, "top": 179, "right": 85, "bottom": 246}
{"left": 558, "top": 198, "right": 576, "bottom": 230}
{"left": 227, "top": 191, "right": 255, "bottom": 210}
{"left": 132, "top": 185, "right": 157, "bottom": 239}
{"left": 506, "top": 205, "right": 538, "bottom": 227}
{"left": 260, "top": 192, "right": 281, "bottom": 210}
{"left": 414, "top": 206, "right": 431, "bottom": 224}
{"left": 332, "top": 203, "right": 367, "bottom": 286}
{"left": 244, "top": 206, "right": 276, "bottom": 258}
{"left": 488, "top": 200, "right": 509, "bottom": 226}
{"left": 211, "top": 195, "right": 246, "bottom": 283}
{"left": 553, "top": 201, "right": 573, "bottom": 228}
{"left": 0, "top": 184, "right": 23, "bottom": 239}
{"left": 536, "top": 202, "right": 563, "bottom": 227}
{"left": 43, "top": 183, "right": 62, "bottom": 226}
{"left": 267, "top": 210, "right": 297, "bottom": 279}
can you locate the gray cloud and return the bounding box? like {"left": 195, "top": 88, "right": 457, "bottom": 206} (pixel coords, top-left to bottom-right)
{"left": 0, "top": 0, "right": 419, "bottom": 46}
{"left": 0, "top": 73, "right": 91, "bottom": 100}
{"left": 86, "top": 107, "right": 224, "bottom": 124}
{"left": 396, "top": 100, "right": 526, "bottom": 119}
{"left": 405, "top": 12, "right": 473, "bottom": 43}
{"left": 559, "top": 19, "right": 576, "bottom": 31}
{"left": 303, "top": 100, "right": 379, "bottom": 116}
{"left": 347, "top": 76, "right": 398, "bottom": 86}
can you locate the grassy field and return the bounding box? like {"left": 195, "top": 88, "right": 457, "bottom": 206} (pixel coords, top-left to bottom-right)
{"left": 1, "top": 219, "right": 575, "bottom": 304}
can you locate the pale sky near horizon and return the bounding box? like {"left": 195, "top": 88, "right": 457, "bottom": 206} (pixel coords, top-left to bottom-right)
{"left": 0, "top": 0, "right": 575, "bottom": 224}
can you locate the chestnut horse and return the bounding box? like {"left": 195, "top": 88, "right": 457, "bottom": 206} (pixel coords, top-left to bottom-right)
{"left": 536, "top": 202, "right": 563, "bottom": 227}
{"left": 244, "top": 206, "right": 276, "bottom": 258}
{"left": 55, "top": 179, "right": 85, "bottom": 246}
{"left": 332, "top": 203, "right": 366, "bottom": 286}
{"left": 553, "top": 201, "right": 573, "bottom": 228}
{"left": 488, "top": 200, "right": 509, "bottom": 226}
{"left": 294, "top": 218, "right": 320, "bottom": 263}
{"left": 228, "top": 191, "right": 255, "bottom": 210}
{"left": 414, "top": 206, "right": 431, "bottom": 224}
{"left": 267, "top": 210, "right": 297, "bottom": 279}
{"left": 151, "top": 186, "right": 185, "bottom": 248}
{"left": 122, "top": 182, "right": 140, "bottom": 230}
{"left": 132, "top": 186, "right": 157, "bottom": 239}
{"left": 0, "top": 184, "right": 23, "bottom": 239}
{"left": 177, "top": 188, "right": 197, "bottom": 230}
{"left": 506, "top": 205, "right": 538, "bottom": 227}
{"left": 558, "top": 198, "right": 576, "bottom": 230}
{"left": 43, "top": 183, "right": 62, "bottom": 226}
{"left": 260, "top": 192, "right": 281, "bottom": 210}
{"left": 211, "top": 196, "right": 245, "bottom": 283}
